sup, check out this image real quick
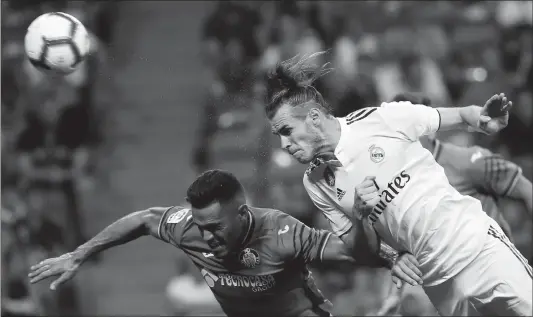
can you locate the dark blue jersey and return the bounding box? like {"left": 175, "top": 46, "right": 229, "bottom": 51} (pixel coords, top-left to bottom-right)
{"left": 158, "top": 205, "right": 332, "bottom": 317}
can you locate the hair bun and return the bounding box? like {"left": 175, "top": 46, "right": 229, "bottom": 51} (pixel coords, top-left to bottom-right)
{"left": 266, "top": 51, "right": 333, "bottom": 102}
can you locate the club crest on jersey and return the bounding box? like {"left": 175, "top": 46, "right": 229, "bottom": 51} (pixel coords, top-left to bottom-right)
{"left": 369, "top": 145, "right": 385, "bottom": 163}
{"left": 167, "top": 208, "right": 189, "bottom": 223}
{"left": 324, "top": 166, "right": 335, "bottom": 187}
{"left": 239, "top": 248, "right": 260, "bottom": 268}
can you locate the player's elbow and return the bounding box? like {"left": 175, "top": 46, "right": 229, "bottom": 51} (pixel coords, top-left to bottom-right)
{"left": 322, "top": 236, "right": 356, "bottom": 264}
{"left": 138, "top": 207, "right": 167, "bottom": 236}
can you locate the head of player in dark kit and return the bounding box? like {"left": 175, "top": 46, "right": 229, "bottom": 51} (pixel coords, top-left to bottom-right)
{"left": 265, "top": 52, "right": 340, "bottom": 164}
{"left": 186, "top": 169, "right": 250, "bottom": 259}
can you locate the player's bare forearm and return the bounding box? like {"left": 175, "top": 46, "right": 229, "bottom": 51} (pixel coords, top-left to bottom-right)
{"left": 71, "top": 207, "right": 166, "bottom": 262}
{"left": 321, "top": 234, "right": 356, "bottom": 264}
{"left": 437, "top": 94, "right": 511, "bottom": 135}
{"left": 343, "top": 219, "right": 392, "bottom": 268}
{"left": 323, "top": 219, "right": 390, "bottom": 267}
{"left": 508, "top": 176, "right": 533, "bottom": 215}
{"left": 321, "top": 234, "right": 391, "bottom": 269}
{"left": 436, "top": 106, "right": 480, "bottom": 131}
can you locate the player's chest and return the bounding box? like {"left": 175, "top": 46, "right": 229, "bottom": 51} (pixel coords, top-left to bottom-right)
{"left": 337, "top": 136, "right": 410, "bottom": 179}
{"left": 183, "top": 242, "right": 301, "bottom": 296}
{"left": 314, "top": 145, "right": 407, "bottom": 208}
{"left": 198, "top": 266, "right": 301, "bottom": 297}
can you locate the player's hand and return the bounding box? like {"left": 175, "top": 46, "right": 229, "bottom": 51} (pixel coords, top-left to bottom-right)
{"left": 28, "top": 252, "right": 82, "bottom": 290}
{"left": 391, "top": 253, "right": 423, "bottom": 287}
{"left": 471, "top": 93, "right": 512, "bottom": 135}
{"left": 353, "top": 176, "right": 380, "bottom": 219}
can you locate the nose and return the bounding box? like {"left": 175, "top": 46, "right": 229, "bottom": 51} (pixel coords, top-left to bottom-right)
{"left": 202, "top": 230, "right": 214, "bottom": 242}
{"left": 199, "top": 227, "right": 213, "bottom": 241}
{"left": 280, "top": 136, "right": 291, "bottom": 150}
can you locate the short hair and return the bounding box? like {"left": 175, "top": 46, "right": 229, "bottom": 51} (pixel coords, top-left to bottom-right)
{"left": 186, "top": 169, "right": 244, "bottom": 209}
{"left": 391, "top": 92, "right": 432, "bottom": 107}
{"left": 265, "top": 51, "right": 334, "bottom": 119}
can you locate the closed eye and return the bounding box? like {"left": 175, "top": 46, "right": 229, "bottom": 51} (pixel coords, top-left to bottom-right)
{"left": 279, "top": 127, "right": 292, "bottom": 136}
{"left": 200, "top": 223, "right": 222, "bottom": 233}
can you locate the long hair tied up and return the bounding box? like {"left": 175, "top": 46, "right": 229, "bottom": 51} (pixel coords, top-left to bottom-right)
{"left": 265, "top": 51, "right": 334, "bottom": 118}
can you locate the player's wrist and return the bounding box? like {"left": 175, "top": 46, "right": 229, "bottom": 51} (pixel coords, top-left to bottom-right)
{"left": 378, "top": 241, "right": 399, "bottom": 269}
{"left": 459, "top": 105, "right": 482, "bottom": 130}
{"left": 70, "top": 247, "right": 91, "bottom": 264}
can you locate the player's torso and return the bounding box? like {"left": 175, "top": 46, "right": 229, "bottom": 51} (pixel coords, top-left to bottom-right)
{"left": 308, "top": 115, "right": 491, "bottom": 285}
{"left": 178, "top": 213, "right": 320, "bottom": 316}
{"left": 316, "top": 117, "right": 450, "bottom": 251}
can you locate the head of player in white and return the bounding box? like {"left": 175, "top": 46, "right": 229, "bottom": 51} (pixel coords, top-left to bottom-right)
{"left": 265, "top": 52, "right": 342, "bottom": 164}
{"left": 186, "top": 169, "right": 251, "bottom": 259}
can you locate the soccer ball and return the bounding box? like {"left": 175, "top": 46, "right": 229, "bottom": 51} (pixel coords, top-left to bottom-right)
{"left": 24, "top": 12, "right": 91, "bottom": 75}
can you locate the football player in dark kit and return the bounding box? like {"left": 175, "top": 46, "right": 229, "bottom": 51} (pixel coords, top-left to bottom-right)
{"left": 28, "top": 169, "right": 419, "bottom": 317}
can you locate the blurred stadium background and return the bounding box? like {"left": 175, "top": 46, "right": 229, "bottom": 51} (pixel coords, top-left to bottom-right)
{"left": 2, "top": 1, "right": 531, "bottom": 316}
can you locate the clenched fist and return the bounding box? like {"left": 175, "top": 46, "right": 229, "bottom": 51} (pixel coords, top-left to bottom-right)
{"left": 353, "top": 176, "right": 380, "bottom": 219}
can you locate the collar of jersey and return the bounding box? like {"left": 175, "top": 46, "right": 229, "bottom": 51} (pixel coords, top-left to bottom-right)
{"left": 305, "top": 154, "right": 342, "bottom": 175}
{"left": 239, "top": 205, "right": 255, "bottom": 248}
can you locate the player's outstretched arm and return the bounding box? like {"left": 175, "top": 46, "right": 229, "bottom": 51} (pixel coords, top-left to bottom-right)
{"left": 28, "top": 207, "right": 168, "bottom": 290}
{"left": 437, "top": 93, "right": 512, "bottom": 134}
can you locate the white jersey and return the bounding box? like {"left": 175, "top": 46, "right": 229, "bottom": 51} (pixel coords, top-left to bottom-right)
{"left": 303, "top": 102, "right": 492, "bottom": 286}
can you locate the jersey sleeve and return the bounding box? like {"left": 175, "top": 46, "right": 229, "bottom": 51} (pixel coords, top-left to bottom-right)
{"left": 157, "top": 206, "right": 192, "bottom": 248}
{"left": 378, "top": 101, "right": 441, "bottom": 141}
{"left": 303, "top": 180, "right": 353, "bottom": 236}
{"left": 467, "top": 147, "right": 523, "bottom": 197}
{"left": 273, "top": 212, "right": 333, "bottom": 264}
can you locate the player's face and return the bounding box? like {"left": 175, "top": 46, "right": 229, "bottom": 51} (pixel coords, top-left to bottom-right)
{"left": 192, "top": 201, "right": 242, "bottom": 258}
{"left": 269, "top": 103, "right": 322, "bottom": 164}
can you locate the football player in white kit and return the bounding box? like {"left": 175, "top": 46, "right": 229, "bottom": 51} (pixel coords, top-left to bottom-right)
{"left": 264, "top": 53, "right": 532, "bottom": 316}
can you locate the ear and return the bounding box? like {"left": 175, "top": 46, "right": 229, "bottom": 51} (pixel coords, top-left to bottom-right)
{"left": 308, "top": 108, "right": 322, "bottom": 125}
{"left": 237, "top": 204, "right": 247, "bottom": 216}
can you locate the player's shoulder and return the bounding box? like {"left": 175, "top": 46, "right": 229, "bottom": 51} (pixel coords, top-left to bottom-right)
{"left": 341, "top": 103, "right": 420, "bottom": 130}
{"left": 162, "top": 205, "right": 192, "bottom": 224}
{"left": 343, "top": 107, "right": 380, "bottom": 125}
{"left": 250, "top": 207, "right": 298, "bottom": 236}
{"left": 450, "top": 144, "right": 493, "bottom": 166}
{"left": 446, "top": 144, "right": 497, "bottom": 182}
{"left": 158, "top": 205, "right": 194, "bottom": 240}
{"left": 467, "top": 145, "right": 494, "bottom": 162}
{"left": 377, "top": 101, "right": 436, "bottom": 118}
{"left": 438, "top": 141, "right": 490, "bottom": 164}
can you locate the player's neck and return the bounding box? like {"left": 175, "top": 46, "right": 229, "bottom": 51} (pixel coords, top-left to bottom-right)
{"left": 315, "top": 116, "right": 341, "bottom": 159}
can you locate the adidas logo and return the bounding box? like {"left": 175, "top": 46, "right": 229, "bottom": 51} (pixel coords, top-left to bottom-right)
{"left": 336, "top": 188, "right": 346, "bottom": 201}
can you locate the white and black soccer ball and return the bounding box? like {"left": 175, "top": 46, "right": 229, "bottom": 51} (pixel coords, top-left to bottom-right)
{"left": 24, "top": 12, "right": 91, "bottom": 75}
